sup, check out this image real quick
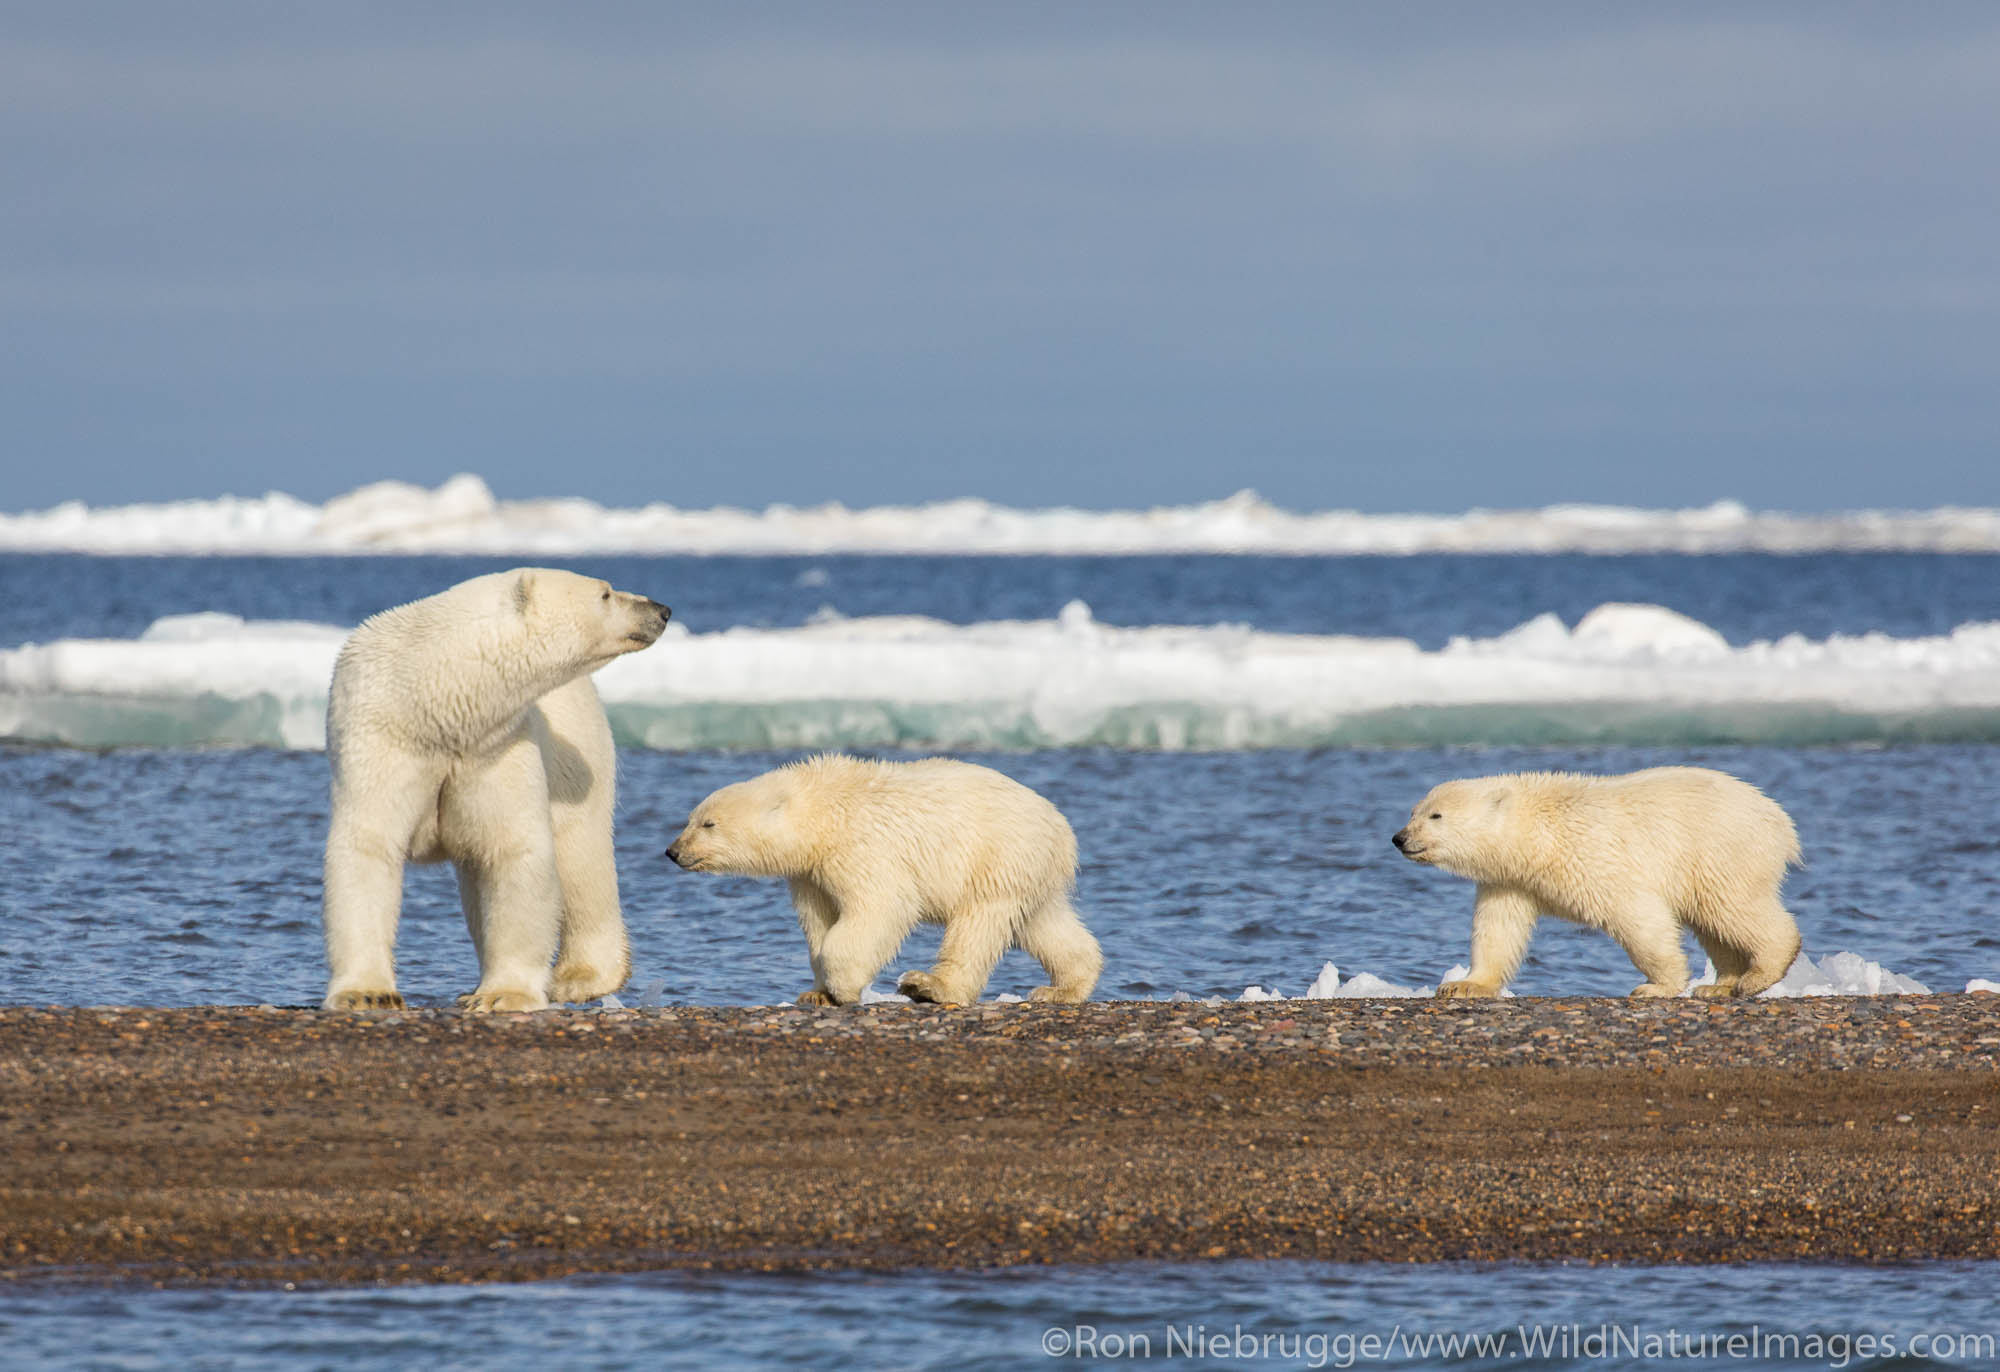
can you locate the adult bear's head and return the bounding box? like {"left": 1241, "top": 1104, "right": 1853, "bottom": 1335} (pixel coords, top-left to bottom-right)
{"left": 509, "top": 567, "right": 672, "bottom": 671}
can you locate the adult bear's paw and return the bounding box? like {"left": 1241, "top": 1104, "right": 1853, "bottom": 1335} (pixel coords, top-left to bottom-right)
{"left": 457, "top": 987, "right": 550, "bottom": 1014}
{"left": 324, "top": 988, "right": 406, "bottom": 1011}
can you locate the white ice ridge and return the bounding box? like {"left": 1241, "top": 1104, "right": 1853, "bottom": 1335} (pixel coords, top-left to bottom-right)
{"left": 7, "top": 600, "right": 2000, "bottom": 750}
{"left": 9, "top": 475, "right": 2000, "bottom": 555}
{"left": 1219, "top": 951, "right": 1956, "bottom": 1001}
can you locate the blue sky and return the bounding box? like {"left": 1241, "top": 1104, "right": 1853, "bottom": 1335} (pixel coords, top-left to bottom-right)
{"left": 4, "top": 2, "right": 1997, "bottom": 512}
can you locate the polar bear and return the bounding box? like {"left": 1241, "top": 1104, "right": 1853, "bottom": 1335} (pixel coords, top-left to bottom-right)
{"left": 1392, "top": 766, "right": 1802, "bottom": 999}
{"left": 321, "top": 568, "right": 671, "bottom": 1012}
{"left": 665, "top": 754, "right": 1102, "bottom": 1005}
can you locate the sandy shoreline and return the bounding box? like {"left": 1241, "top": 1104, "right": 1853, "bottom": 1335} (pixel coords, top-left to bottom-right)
{"left": 2, "top": 998, "right": 1995, "bottom": 1286}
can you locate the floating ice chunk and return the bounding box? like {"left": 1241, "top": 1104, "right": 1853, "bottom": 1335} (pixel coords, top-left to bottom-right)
{"left": 10, "top": 477, "right": 2000, "bottom": 554}
{"left": 1571, "top": 603, "right": 1732, "bottom": 661}
{"left": 1303, "top": 961, "right": 1341, "bottom": 999}
{"left": 11, "top": 601, "right": 2000, "bottom": 750}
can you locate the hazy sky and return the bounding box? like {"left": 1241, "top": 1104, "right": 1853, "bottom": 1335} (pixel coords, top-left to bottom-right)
{"left": 4, "top": 2, "right": 1997, "bottom": 512}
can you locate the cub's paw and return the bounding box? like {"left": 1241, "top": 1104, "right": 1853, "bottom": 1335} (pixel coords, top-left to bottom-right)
{"left": 458, "top": 988, "right": 549, "bottom": 1014}
{"left": 896, "top": 971, "right": 968, "bottom": 1005}
{"left": 324, "top": 988, "right": 405, "bottom": 1011}
{"left": 549, "top": 965, "right": 625, "bottom": 1005}
{"left": 796, "top": 989, "right": 840, "bottom": 1008}
{"left": 1691, "top": 983, "right": 1741, "bottom": 1001}
{"left": 1027, "top": 985, "right": 1089, "bottom": 1004}
{"left": 1435, "top": 979, "right": 1501, "bottom": 1000}
{"left": 1627, "top": 982, "right": 1683, "bottom": 999}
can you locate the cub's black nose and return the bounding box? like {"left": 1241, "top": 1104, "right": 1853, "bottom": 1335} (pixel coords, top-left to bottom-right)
{"left": 648, "top": 599, "right": 672, "bottom": 624}
{"left": 1391, "top": 829, "right": 1409, "bottom": 851}
{"left": 664, "top": 845, "right": 682, "bottom": 866}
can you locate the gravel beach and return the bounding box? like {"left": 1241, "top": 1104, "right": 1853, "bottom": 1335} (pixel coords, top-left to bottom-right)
{"left": 2, "top": 997, "right": 1995, "bottom": 1286}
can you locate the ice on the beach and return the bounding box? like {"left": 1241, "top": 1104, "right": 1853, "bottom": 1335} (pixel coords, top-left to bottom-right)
{"left": 8, "top": 600, "right": 2000, "bottom": 750}
{"left": 1219, "top": 951, "right": 1937, "bottom": 1002}
{"left": 7, "top": 475, "right": 2000, "bottom": 555}
{"left": 1753, "top": 951, "right": 1933, "bottom": 997}
{"left": 1229, "top": 961, "right": 1484, "bottom": 1001}
{"left": 1968, "top": 978, "right": 2000, "bottom": 994}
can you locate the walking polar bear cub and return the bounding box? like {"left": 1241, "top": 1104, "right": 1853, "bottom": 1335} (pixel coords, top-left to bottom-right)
{"left": 321, "top": 568, "right": 671, "bottom": 1012}
{"left": 666, "top": 755, "right": 1103, "bottom": 1006}
{"left": 1394, "top": 766, "right": 1802, "bottom": 999}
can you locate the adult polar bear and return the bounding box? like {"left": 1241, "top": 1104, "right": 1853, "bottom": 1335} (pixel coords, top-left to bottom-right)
{"left": 322, "top": 568, "right": 670, "bottom": 1012}
{"left": 666, "top": 755, "right": 1102, "bottom": 1006}
{"left": 1394, "top": 767, "right": 1802, "bottom": 999}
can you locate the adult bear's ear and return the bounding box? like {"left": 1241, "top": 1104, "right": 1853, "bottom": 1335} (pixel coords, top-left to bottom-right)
{"left": 1487, "top": 786, "right": 1511, "bottom": 809}
{"left": 513, "top": 570, "right": 535, "bottom": 614}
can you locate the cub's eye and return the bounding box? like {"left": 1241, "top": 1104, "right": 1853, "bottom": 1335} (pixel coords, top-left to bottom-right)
{"left": 701, "top": 820, "right": 716, "bottom": 829}
{"left": 1429, "top": 812, "right": 1443, "bottom": 820}
{"left": 600, "top": 589, "right": 611, "bottom": 601}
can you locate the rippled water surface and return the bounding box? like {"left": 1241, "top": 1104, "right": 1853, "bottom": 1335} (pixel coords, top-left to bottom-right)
{"left": 3, "top": 1260, "right": 1998, "bottom": 1370}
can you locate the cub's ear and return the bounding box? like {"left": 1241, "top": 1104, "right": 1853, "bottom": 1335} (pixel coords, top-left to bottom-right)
{"left": 1487, "top": 786, "right": 1511, "bottom": 809}
{"left": 513, "top": 570, "right": 535, "bottom": 614}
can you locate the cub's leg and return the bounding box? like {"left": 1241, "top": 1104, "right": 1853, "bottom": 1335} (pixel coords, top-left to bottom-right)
{"left": 1608, "top": 896, "right": 1691, "bottom": 998}
{"left": 1692, "top": 929, "right": 1750, "bottom": 1000}
{"left": 817, "top": 899, "right": 921, "bottom": 1005}
{"left": 790, "top": 880, "right": 841, "bottom": 1006}
{"left": 898, "top": 901, "right": 1012, "bottom": 1006}
{"left": 1729, "top": 902, "right": 1803, "bottom": 999}
{"left": 1016, "top": 898, "right": 1102, "bottom": 1004}
{"left": 1438, "top": 885, "right": 1538, "bottom": 999}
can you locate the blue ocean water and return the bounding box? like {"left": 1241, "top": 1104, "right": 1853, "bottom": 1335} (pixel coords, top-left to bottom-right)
{"left": 2, "top": 1260, "right": 1996, "bottom": 1370}
{"left": 3, "top": 552, "right": 1997, "bottom": 1360}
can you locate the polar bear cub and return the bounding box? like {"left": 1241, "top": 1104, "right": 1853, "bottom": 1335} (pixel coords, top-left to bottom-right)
{"left": 321, "top": 568, "right": 671, "bottom": 1013}
{"left": 1393, "top": 766, "right": 1802, "bottom": 999}
{"left": 666, "top": 754, "right": 1103, "bottom": 1006}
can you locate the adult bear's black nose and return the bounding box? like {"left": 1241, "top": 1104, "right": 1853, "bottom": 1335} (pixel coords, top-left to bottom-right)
{"left": 1391, "top": 829, "right": 1409, "bottom": 851}
{"left": 647, "top": 599, "right": 672, "bottom": 624}
{"left": 664, "top": 844, "right": 682, "bottom": 866}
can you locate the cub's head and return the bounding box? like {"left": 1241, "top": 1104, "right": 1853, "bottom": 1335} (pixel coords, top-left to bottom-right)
{"left": 510, "top": 568, "right": 671, "bottom": 667}
{"left": 1392, "top": 778, "right": 1515, "bottom": 880}
{"left": 665, "top": 769, "right": 810, "bottom": 878}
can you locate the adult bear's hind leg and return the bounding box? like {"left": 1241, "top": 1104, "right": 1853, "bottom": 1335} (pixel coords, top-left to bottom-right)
{"left": 444, "top": 748, "right": 561, "bottom": 1013}
{"left": 321, "top": 754, "right": 437, "bottom": 1011}
{"left": 548, "top": 815, "right": 630, "bottom": 1004}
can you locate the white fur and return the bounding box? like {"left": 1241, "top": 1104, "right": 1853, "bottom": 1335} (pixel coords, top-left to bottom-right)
{"left": 1394, "top": 766, "right": 1803, "bottom": 999}
{"left": 321, "top": 568, "right": 669, "bottom": 1012}
{"left": 666, "top": 754, "right": 1103, "bottom": 1005}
